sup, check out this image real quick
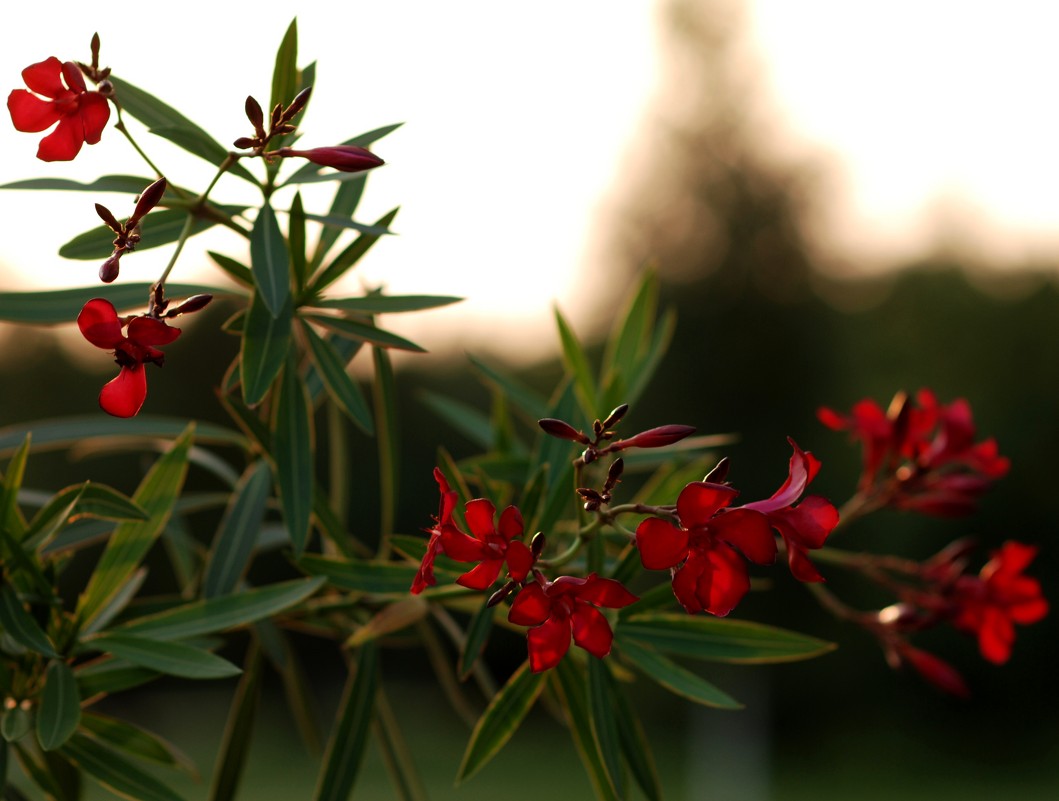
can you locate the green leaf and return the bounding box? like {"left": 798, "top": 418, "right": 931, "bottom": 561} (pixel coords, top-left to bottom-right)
{"left": 313, "top": 643, "right": 378, "bottom": 801}
{"left": 303, "top": 313, "right": 425, "bottom": 352}
{"left": 0, "top": 415, "right": 242, "bottom": 456}
{"left": 76, "top": 426, "right": 194, "bottom": 628}
{"left": 626, "top": 308, "right": 676, "bottom": 407}
{"left": 587, "top": 659, "right": 624, "bottom": 798}
{"left": 347, "top": 597, "right": 429, "bottom": 647}
{"left": 554, "top": 307, "right": 598, "bottom": 419}
{"left": 36, "top": 662, "right": 80, "bottom": 751}
{"left": 75, "top": 659, "right": 160, "bottom": 699}
{"left": 61, "top": 733, "right": 187, "bottom": 801}
{"left": 86, "top": 634, "right": 241, "bottom": 680}
{"left": 203, "top": 461, "right": 273, "bottom": 598}
{"left": 301, "top": 212, "right": 394, "bottom": 236}
{"left": 309, "top": 294, "right": 462, "bottom": 314}
{"left": 611, "top": 672, "right": 662, "bottom": 801}
{"left": 0, "top": 527, "right": 52, "bottom": 598}
{"left": 301, "top": 322, "right": 374, "bottom": 434}
{"left": 298, "top": 554, "right": 419, "bottom": 595}
{"left": 208, "top": 251, "right": 254, "bottom": 288}
{"left": 117, "top": 577, "right": 325, "bottom": 641}
{"left": 308, "top": 207, "right": 399, "bottom": 295}
{"left": 0, "top": 587, "right": 59, "bottom": 658}
{"left": 1, "top": 433, "right": 31, "bottom": 539}
{"left": 109, "top": 75, "right": 256, "bottom": 185}
{"left": 289, "top": 192, "right": 308, "bottom": 292}
{"left": 273, "top": 357, "right": 314, "bottom": 556}
{"left": 270, "top": 19, "right": 299, "bottom": 119}
{"left": 552, "top": 660, "right": 619, "bottom": 801}
{"left": 80, "top": 713, "right": 192, "bottom": 771}
{"left": 419, "top": 392, "right": 494, "bottom": 450}
{"left": 617, "top": 638, "right": 742, "bottom": 709}
{"left": 467, "top": 355, "right": 551, "bottom": 421}
{"left": 457, "top": 660, "right": 546, "bottom": 784}
{"left": 372, "top": 348, "right": 399, "bottom": 549}
{"left": 58, "top": 208, "right": 232, "bottom": 260}
{"left": 601, "top": 269, "right": 659, "bottom": 412}
{"left": 209, "top": 642, "right": 263, "bottom": 801}
{"left": 458, "top": 597, "right": 496, "bottom": 680}
{"left": 240, "top": 291, "right": 293, "bottom": 406}
{"left": 251, "top": 202, "right": 291, "bottom": 318}
{"left": 0, "top": 174, "right": 155, "bottom": 193}
{"left": 618, "top": 613, "right": 836, "bottom": 663}
{"left": 308, "top": 176, "right": 368, "bottom": 271}
{"left": 282, "top": 124, "right": 403, "bottom": 186}
{"left": 1, "top": 707, "right": 31, "bottom": 743}
{"left": 0, "top": 283, "right": 236, "bottom": 326}
{"left": 150, "top": 127, "right": 258, "bottom": 183}
{"left": 25, "top": 482, "right": 147, "bottom": 551}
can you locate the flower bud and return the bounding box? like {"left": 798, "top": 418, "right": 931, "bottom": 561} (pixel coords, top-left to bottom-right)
{"left": 283, "top": 86, "right": 313, "bottom": 121}
{"left": 274, "top": 145, "right": 384, "bottom": 173}
{"left": 601, "top": 403, "right": 629, "bottom": 429}
{"left": 233, "top": 136, "right": 258, "bottom": 150}
{"left": 164, "top": 294, "right": 214, "bottom": 318}
{"left": 538, "top": 418, "right": 589, "bottom": 444}
{"left": 703, "top": 457, "right": 730, "bottom": 484}
{"left": 245, "top": 95, "right": 265, "bottom": 137}
{"left": 129, "top": 177, "right": 167, "bottom": 225}
{"left": 531, "top": 532, "right": 546, "bottom": 559}
{"left": 98, "top": 253, "right": 120, "bottom": 283}
{"left": 615, "top": 424, "right": 696, "bottom": 450}
{"left": 95, "top": 203, "right": 121, "bottom": 233}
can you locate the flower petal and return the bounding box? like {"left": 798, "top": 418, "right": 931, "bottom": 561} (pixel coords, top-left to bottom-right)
{"left": 571, "top": 603, "right": 614, "bottom": 659}
{"left": 497, "top": 505, "right": 524, "bottom": 542}
{"left": 575, "top": 574, "right": 638, "bottom": 609}
{"left": 21, "top": 57, "right": 65, "bottom": 98}
{"left": 438, "top": 524, "right": 485, "bottom": 562}
{"left": 36, "top": 113, "right": 84, "bottom": 161}
{"left": 636, "top": 517, "right": 689, "bottom": 570}
{"left": 676, "top": 482, "right": 738, "bottom": 529}
{"left": 464, "top": 498, "right": 496, "bottom": 540}
{"left": 526, "top": 615, "right": 570, "bottom": 672}
{"left": 99, "top": 364, "right": 148, "bottom": 418}
{"left": 7, "top": 89, "right": 62, "bottom": 132}
{"left": 712, "top": 508, "right": 776, "bottom": 565}
{"left": 457, "top": 559, "right": 504, "bottom": 591}
{"left": 508, "top": 582, "right": 551, "bottom": 627}
{"left": 78, "top": 298, "right": 125, "bottom": 349}
{"left": 127, "top": 316, "right": 181, "bottom": 347}
{"left": 505, "top": 539, "right": 534, "bottom": 582}
{"left": 79, "top": 92, "right": 110, "bottom": 144}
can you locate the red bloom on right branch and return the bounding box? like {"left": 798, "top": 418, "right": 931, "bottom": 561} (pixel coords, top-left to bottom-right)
{"left": 8, "top": 57, "right": 110, "bottom": 161}
{"left": 819, "top": 389, "right": 1009, "bottom": 516}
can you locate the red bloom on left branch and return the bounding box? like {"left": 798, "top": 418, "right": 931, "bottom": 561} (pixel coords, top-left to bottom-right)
{"left": 8, "top": 57, "right": 110, "bottom": 161}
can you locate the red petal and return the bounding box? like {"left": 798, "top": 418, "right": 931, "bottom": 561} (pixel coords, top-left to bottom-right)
{"left": 21, "top": 57, "right": 65, "bottom": 98}
{"left": 457, "top": 559, "right": 503, "bottom": 590}
{"left": 7, "top": 89, "right": 61, "bottom": 132}
{"left": 772, "top": 496, "right": 839, "bottom": 550}
{"left": 671, "top": 551, "right": 708, "bottom": 614}
{"left": 571, "top": 603, "right": 614, "bottom": 658}
{"left": 976, "top": 606, "right": 1015, "bottom": 664}
{"left": 526, "top": 615, "right": 570, "bottom": 672}
{"left": 79, "top": 92, "right": 110, "bottom": 144}
{"left": 36, "top": 114, "right": 84, "bottom": 161}
{"left": 636, "top": 517, "right": 689, "bottom": 570}
{"left": 99, "top": 364, "right": 148, "bottom": 418}
{"left": 677, "top": 482, "right": 738, "bottom": 529}
{"left": 703, "top": 546, "right": 751, "bottom": 617}
{"left": 712, "top": 508, "right": 776, "bottom": 565}
{"left": 60, "top": 61, "right": 86, "bottom": 93}
{"left": 575, "top": 574, "right": 638, "bottom": 609}
{"left": 505, "top": 540, "right": 534, "bottom": 582}
{"left": 786, "top": 543, "right": 824, "bottom": 583}
{"left": 411, "top": 531, "right": 442, "bottom": 595}
{"left": 508, "top": 583, "right": 551, "bottom": 626}
{"left": 497, "top": 505, "right": 523, "bottom": 541}
{"left": 127, "top": 316, "right": 181, "bottom": 347}
{"left": 78, "top": 298, "right": 124, "bottom": 349}
{"left": 438, "top": 524, "right": 485, "bottom": 562}
{"left": 464, "top": 498, "right": 496, "bottom": 540}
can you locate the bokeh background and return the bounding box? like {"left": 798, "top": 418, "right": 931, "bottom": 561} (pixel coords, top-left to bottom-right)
{"left": 1, "top": 1, "right": 1056, "bottom": 798}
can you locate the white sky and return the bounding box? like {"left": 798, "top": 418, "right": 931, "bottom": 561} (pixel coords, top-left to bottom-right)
{"left": 2, "top": 1, "right": 1058, "bottom": 359}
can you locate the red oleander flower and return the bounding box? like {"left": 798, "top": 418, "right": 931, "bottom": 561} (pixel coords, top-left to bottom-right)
{"left": 740, "top": 439, "right": 839, "bottom": 582}
{"left": 77, "top": 299, "right": 181, "bottom": 417}
{"left": 411, "top": 468, "right": 459, "bottom": 595}
{"left": 274, "top": 145, "right": 384, "bottom": 173}
{"left": 948, "top": 541, "right": 1048, "bottom": 664}
{"left": 508, "top": 574, "right": 638, "bottom": 672}
{"left": 636, "top": 482, "right": 775, "bottom": 616}
{"left": 438, "top": 499, "right": 534, "bottom": 590}
{"left": 8, "top": 57, "right": 110, "bottom": 161}
{"left": 819, "top": 389, "right": 1009, "bottom": 515}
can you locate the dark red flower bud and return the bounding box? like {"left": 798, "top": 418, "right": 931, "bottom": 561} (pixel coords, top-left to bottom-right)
{"left": 164, "top": 294, "right": 213, "bottom": 318}
{"left": 233, "top": 136, "right": 258, "bottom": 150}
{"left": 900, "top": 644, "right": 971, "bottom": 698}
{"left": 274, "top": 145, "right": 384, "bottom": 173}
{"left": 245, "top": 95, "right": 265, "bottom": 137}
{"left": 487, "top": 580, "right": 517, "bottom": 608}
{"left": 283, "top": 86, "right": 312, "bottom": 121}
{"left": 605, "top": 458, "right": 624, "bottom": 492}
{"left": 615, "top": 424, "right": 696, "bottom": 450}
{"left": 129, "top": 177, "right": 167, "bottom": 225}
{"left": 95, "top": 203, "right": 121, "bottom": 233}
{"left": 531, "top": 532, "right": 546, "bottom": 559}
{"left": 703, "top": 457, "right": 730, "bottom": 484}
{"left": 538, "top": 418, "right": 590, "bottom": 444}
{"left": 601, "top": 403, "right": 629, "bottom": 429}
{"left": 99, "top": 254, "right": 120, "bottom": 283}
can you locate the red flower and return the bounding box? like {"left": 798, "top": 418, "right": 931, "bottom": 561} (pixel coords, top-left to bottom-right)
{"left": 819, "top": 389, "right": 1009, "bottom": 515}
{"left": 274, "top": 145, "right": 384, "bottom": 173}
{"left": 411, "top": 468, "right": 458, "bottom": 595}
{"left": 636, "top": 482, "right": 775, "bottom": 616}
{"left": 77, "top": 299, "right": 181, "bottom": 418}
{"left": 739, "top": 439, "right": 839, "bottom": 582}
{"left": 8, "top": 57, "right": 110, "bottom": 161}
{"left": 439, "top": 499, "right": 534, "bottom": 590}
{"left": 508, "top": 574, "right": 638, "bottom": 672}
{"left": 948, "top": 541, "right": 1048, "bottom": 664}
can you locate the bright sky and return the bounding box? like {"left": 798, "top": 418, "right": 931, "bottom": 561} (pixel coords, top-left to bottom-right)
{"left": 2, "top": 1, "right": 1057, "bottom": 359}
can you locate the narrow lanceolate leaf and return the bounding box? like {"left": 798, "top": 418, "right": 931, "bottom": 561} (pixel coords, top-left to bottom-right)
{"left": 459, "top": 597, "right": 496, "bottom": 680}
{"left": 0, "top": 415, "right": 242, "bottom": 456}
{"left": 273, "top": 358, "right": 313, "bottom": 556}
{"left": 554, "top": 307, "right": 598, "bottom": 420}
{"left": 301, "top": 321, "right": 373, "bottom": 434}
{"left": 308, "top": 175, "right": 368, "bottom": 271}
{"left": 309, "top": 207, "right": 400, "bottom": 295}
{"left": 270, "top": 19, "right": 299, "bottom": 120}
{"left": 61, "top": 733, "right": 187, "bottom": 801}
{"left": 301, "top": 213, "right": 393, "bottom": 236}
{"left": 0, "top": 174, "right": 154, "bottom": 194}
{"left": 552, "top": 660, "right": 619, "bottom": 801}
{"left": 36, "top": 661, "right": 80, "bottom": 751}
{"left": 209, "top": 642, "right": 264, "bottom": 801}
{"left": 309, "top": 295, "right": 461, "bottom": 314}
{"left": 611, "top": 673, "right": 662, "bottom": 801}
{"left": 303, "top": 313, "right": 426, "bottom": 352}
{"left": 117, "top": 577, "right": 325, "bottom": 642}
{"left": 617, "top": 613, "right": 836, "bottom": 664}
{"left": 456, "top": 661, "right": 546, "bottom": 784}
{"left": 109, "top": 75, "right": 256, "bottom": 185}
{"left": 80, "top": 713, "right": 193, "bottom": 771}
{"left": 0, "top": 283, "right": 235, "bottom": 327}
{"left": 1, "top": 433, "right": 30, "bottom": 538}
{"left": 587, "top": 659, "right": 625, "bottom": 799}
{"left": 59, "top": 208, "right": 238, "bottom": 260}
{"left": 77, "top": 426, "right": 194, "bottom": 628}
{"left": 25, "top": 482, "right": 146, "bottom": 550}
{"left": 313, "top": 644, "right": 379, "bottom": 801}
{"left": 203, "top": 461, "right": 273, "bottom": 598}
{"left": 251, "top": 202, "right": 291, "bottom": 318}
{"left": 298, "top": 554, "right": 419, "bottom": 595}
{"left": 467, "top": 355, "right": 551, "bottom": 421}
{"left": 86, "top": 634, "right": 241, "bottom": 680}
{"left": 75, "top": 659, "right": 160, "bottom": 699}
{"left": 208, "top": 251, "right": 254, "bottom": 288}
{"left": 289, "top": 192, "right": 308, "bottom": 291}
{"left": 347, "top": 597, "right": 429, "bottom": 647}
{"left": 0, "top": 587, "right": 58, "bottom": 658}
{"left": 241, "top": 291, "right": 293, "bottom": 406}
{"left": 618, "top": 638, "right": 742, "bottom": 709}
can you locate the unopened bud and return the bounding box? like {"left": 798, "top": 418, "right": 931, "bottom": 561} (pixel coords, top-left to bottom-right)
{"left": 601, "top": 403, "right": 629, "bottom": 430}
{"left": 129, "top": 177, "right": 167, "bottom": 225}
{"left": 283, "top": 86, "right": 313, "bottom": 121}
{"left": 531, "top": 532, "right": 546, "bottom": 559}
{"left": 703, "top": 457, "right": 730, "bottom": 484}
{"left": 487, "top": 580, "right": 517, "bottom": 607}
{"left": 539, "top": 418, "right": 589, "bottom": 444}
{"left": 245, "top": 95, "right": 265, "bottom": 137}
{"left": 605, "top": 457, "right": 625, "bottom": 491}
{"left": 99, "top": 254, "right": 120, "bottom": 283}
{"left": 233, "top": 136, "right": 258, "bottom": 150}
{"left": 273, "top": 145, "right": 385, "bottom": 173}
{"left": 95, "top": 203, "right": 121, "bottom": 233}
{"left": 165, "top": 294, "right": 214, "bottom": 318}
{"left": 616, "top": 424, "right": 696, "bottom": 450}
